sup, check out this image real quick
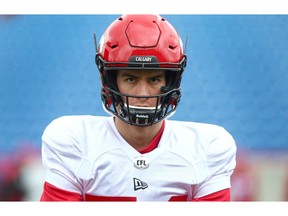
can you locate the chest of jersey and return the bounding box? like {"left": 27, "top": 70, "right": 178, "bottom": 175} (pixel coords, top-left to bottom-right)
{"left": 80, "top": 148, "right": 208, "bottom": 201}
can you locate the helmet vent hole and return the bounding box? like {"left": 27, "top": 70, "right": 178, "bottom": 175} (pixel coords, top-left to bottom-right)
{"left": 109, "top": 44, "right": 118, "bottom": 49}
{"left": 169, "top": 45, "right": 175, "bottom": 50}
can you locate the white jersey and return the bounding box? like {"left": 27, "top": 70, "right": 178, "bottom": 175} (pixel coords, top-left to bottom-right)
{"left": 41, "top": 115, "right": 236, "bottom": 201}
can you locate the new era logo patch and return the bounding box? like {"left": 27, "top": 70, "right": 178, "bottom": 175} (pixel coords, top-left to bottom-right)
{"left": 133, "top": 178, "right": 148, "bottom": 191}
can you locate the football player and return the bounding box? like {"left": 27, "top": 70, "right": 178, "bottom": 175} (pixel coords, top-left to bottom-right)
{"left": 40, "top": 14, "right": 237, "bottom": 201}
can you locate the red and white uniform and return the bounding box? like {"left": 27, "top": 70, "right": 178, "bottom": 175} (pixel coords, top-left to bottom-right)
{"left": 41, "top": 115, "right": 236, "bottom": 201}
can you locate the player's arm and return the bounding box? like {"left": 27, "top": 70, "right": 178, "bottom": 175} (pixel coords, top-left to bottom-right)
{"left": 40, "top": 116, "right": 85, "bottom": 201}
{"left": 191, "top": 126, "right": 237, "bottom": 201}
{"left": 41, "top": 182, "right": 83, "bottom": 201}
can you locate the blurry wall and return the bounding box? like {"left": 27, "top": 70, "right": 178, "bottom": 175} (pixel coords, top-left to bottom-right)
{"left": 0, "top": 15, "right": 287, "bottom": 201}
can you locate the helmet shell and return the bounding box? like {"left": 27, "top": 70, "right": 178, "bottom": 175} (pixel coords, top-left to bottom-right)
{"left": 97, "top": 14, "right": 184, "bottom": 65}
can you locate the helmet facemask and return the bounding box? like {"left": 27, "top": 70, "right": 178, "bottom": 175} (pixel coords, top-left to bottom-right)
{"left": 101, "top": 83, "right": 182, "bottom": 126}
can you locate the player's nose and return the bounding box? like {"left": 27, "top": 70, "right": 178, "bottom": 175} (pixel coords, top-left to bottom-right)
{"left": 135, "top": 81, "right": 151, "bottom": 97}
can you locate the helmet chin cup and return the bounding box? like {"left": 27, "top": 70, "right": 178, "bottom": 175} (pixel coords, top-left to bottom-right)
{"left": 120, "top": 105, "right": 162, "bottom": 126}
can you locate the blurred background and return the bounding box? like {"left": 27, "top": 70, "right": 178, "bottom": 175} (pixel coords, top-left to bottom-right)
{"left": 0, "top": 14, "right": 287, "bottom": 201}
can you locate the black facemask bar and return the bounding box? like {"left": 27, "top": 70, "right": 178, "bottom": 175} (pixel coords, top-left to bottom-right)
{"left": 96, "top": 54, "right": 187, "bottom": 74}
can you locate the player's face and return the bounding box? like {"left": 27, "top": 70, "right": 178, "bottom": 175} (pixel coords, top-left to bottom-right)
{"left": 116, "top": 69, "right": 166, "bottom": 108}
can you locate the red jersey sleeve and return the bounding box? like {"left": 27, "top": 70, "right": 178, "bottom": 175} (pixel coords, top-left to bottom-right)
{"left": 191, "top": 188, "right": 231, "bottom": 201}
{"left": 40, "top": 182, "right": 83, "bottom": 201}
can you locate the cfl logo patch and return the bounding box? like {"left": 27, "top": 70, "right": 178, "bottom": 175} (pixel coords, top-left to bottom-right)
{"left": 134, "top": 156, "right": 149, "bottom": 169}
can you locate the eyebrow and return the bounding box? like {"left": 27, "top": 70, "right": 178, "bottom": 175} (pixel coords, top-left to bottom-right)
{"left": 118, "top": 71, "right": 165, "bottom": 78}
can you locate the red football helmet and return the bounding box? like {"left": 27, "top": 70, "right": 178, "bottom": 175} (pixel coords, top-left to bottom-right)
{"left": 95, "top": 14, "right": 187, "bottom": 126}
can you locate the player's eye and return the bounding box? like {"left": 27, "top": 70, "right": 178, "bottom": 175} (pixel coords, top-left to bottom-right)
{"left": 150, "top": 78, "right": 159, "bottom": 83}
{"left": 125, "top": 76, "right": 136, "bottom": 83}
{"left": 150, "top": 76, "right": 164, "bottom": 84}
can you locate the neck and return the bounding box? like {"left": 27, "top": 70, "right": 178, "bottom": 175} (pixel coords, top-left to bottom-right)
{"left": 114, "top": 117, "right": 163, "bottom": 151}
